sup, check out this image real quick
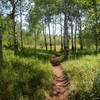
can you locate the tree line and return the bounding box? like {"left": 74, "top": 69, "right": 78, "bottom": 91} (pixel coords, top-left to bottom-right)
{"left": 28, "top": 0, "right": 100, "bottom": 58}
{"left": 0, "top": 0, "right": 100, "bottom": 66}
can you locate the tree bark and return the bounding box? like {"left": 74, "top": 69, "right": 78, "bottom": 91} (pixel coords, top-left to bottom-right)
{"left": 60, "top": 14, "right": 63, "bottom": 51}
{"left": 20, "top": 0, "right": 23, "bottom": 51}
{"left": 71, "top": 18, "right": 74, "bottom": 51}
{"left": 12, "top": 0, "right": 18, "bottom": 54}
{"left": 64, "top": 0, "right": 69, "bottom": 59}
{"left": 42, "top": 19, "right": 48, "bottom": 50}
{"left": 74, "top": 17, "right": 78, "bottom": 54}
{"left": 78, "top": 16, "right": 83, "bottom": 50}
{"left": 48, "top": 23, "right": 52, "bottom": 51}
{"left": 92, "top": 0, "right": 98, "bottom": 51}
{"left": 53, "top": 16, "right": 56, "bottom": 52}
{"left": 0, "top": 28, "right": 3, "bottom": 66}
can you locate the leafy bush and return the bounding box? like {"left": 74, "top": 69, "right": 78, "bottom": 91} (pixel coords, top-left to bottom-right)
{"left": 0, "top": 49, "right": 53, "bottom": 100}
{"left": 62, "top": 54, "right": 100, "bottom": 100}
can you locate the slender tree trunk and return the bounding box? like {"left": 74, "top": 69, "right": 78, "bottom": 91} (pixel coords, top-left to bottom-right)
{"left": 12, "top": 0, "right": 18, "bottom": 54}
{"left": 20, "top": 0, "right": 23, "bottom": 51}
{"left": 60, "top": 14, "right": 63, "bottom": 51}
{"left": 71, "top": 18, "right": 74, "bottom": 51}
{"left": 48, "top": 23, "right": 52, "bottom": 51}
{"left": 53, "top": 17, "right": 55, "bottom": 51}
{"left": 42, "top": 19, "right": 48, "bottom": 50}
{"left": 53, "top": 16, "right": 56, "bottom": 52}
{"left": 78, "top": 16, "right": 83, "bottom": 50}
{"left": 77, "top": 6, "right": 83, "bottom": 51}
{"left": 7, "top": 19, "right": 12, "bottom": 48}
{"left": 0, "top": 28, "right": 3, "bottom": 66}
{"left": 74, "top": 18, "right": 78, "bottom": 54}
{"left": 54, "top": 16, "right": 56, "bottom": 51}
{"left": 64, "top": 0, "right": 69, "bottom": 59}
{"left": 92, "top": 0, "right": 98, "bottom": 51}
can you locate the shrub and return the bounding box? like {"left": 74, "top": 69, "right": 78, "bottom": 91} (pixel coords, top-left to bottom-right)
{"left": 62, "top": 54, "right": 100, "bottom": 100}
{"left": 0, "top": 49, "right": 53, "bottom": 100}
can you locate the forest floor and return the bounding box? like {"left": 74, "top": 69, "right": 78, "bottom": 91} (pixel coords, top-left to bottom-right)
{"left": 46, "top": 55, "right": 69, "bottom": 100}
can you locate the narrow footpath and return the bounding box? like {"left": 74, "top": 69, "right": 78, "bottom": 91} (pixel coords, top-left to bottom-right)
{"left": 46, "top": 55, "right": 68, "bottom": 100}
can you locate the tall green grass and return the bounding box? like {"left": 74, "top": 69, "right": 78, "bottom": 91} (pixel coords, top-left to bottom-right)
{"left": 0, "top": 49, "right": 53, "bottom": 100}
{"left": 62, "top": 54, "right": 100, "bottom": 100}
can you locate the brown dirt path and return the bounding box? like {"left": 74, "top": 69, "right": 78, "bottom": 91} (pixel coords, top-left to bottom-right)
{"left": 46, "top": 55, "right": 68, "bottom": 100}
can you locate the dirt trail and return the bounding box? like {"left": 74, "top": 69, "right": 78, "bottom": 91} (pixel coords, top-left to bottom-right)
{"left": 46, "top": 55, "right": 68, "bottom": 100}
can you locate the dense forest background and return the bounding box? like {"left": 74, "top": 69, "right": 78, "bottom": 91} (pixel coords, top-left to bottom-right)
{"left": 0, "top": 0, "right": 100, "bottom": 100}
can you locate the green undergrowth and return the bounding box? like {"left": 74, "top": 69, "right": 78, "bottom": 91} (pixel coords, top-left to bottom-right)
{"left": 62, "top": 54, "right": 100, "bottom": 100}
{"left": 0, "top": 49, "right": 53, "bottom": 100}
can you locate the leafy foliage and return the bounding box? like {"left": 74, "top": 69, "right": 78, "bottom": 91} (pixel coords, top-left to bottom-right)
{"left": 0, "top": 49, "right": 53, "bottom": 100}
{"left": 62, "top": 54, "right": 100, "bottom": 100}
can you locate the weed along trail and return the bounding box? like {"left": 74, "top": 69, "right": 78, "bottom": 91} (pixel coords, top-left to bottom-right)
{"left": 46, "top": 55, "right": 69, "bottom": 100}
